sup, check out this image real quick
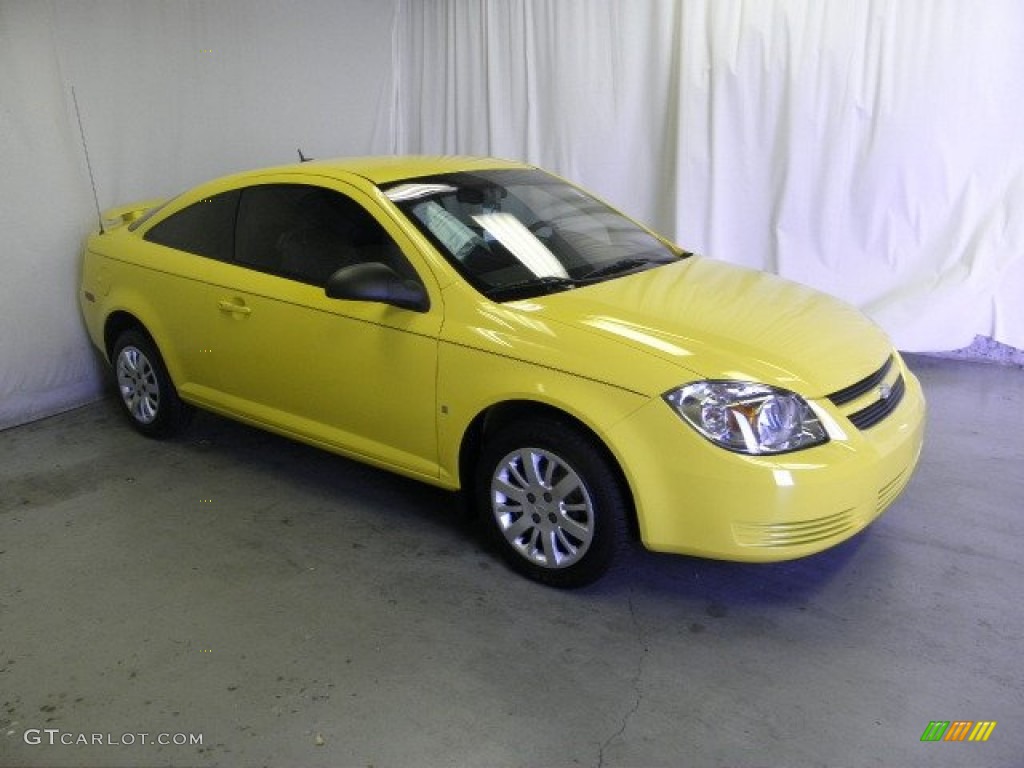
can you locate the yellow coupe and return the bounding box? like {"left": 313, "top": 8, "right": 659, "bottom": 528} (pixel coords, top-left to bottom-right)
{"left": 79, "top": 156, "right": 925, "bottom": 587}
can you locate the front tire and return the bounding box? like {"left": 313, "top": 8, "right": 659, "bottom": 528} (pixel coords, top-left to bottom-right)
{"left": 112, "top": 330, "right": 191, "bottom": 438}
{"left": 476, "top": 419, "right": 629, "bottom": 588}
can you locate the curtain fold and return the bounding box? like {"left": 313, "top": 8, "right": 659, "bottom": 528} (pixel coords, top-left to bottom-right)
{"left": 389, "top": 0, "right": 1024, "bottom": 352}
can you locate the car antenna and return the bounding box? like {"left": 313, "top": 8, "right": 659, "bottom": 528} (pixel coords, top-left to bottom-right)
{"left": 71, "top": 85, "right": 105, "bottom": 234}
{"left": 298, "top": 148, "right": 313, "bottom": 162}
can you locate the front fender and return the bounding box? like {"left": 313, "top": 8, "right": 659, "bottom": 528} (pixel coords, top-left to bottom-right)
{"left": 436, "top": 340, "right": 649, "bottom": 489}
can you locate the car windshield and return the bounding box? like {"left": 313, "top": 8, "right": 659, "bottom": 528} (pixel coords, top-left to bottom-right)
{"left": 384, "top": 169, "right": 681, "bottom": 301}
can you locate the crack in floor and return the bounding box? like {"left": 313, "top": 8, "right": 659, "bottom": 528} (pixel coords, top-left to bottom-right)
{"left": 596, "top": 591, "right": 648, "bottom": 767}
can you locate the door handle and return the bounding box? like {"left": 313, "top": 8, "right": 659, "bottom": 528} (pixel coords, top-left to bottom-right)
{"left": 218, "top": 299, "right": 251, "bottom": 315}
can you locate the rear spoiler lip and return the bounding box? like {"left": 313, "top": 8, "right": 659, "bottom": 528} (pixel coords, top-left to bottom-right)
{"left": 99, "top": 198, "right": 166, "bottom": 232}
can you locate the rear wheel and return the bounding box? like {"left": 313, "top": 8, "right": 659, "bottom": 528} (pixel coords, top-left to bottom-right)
{"left": 112, "top": 330, "right": 191, "bottom": 438}
{"left": 476, "top": 419, "right": 629, "bottom": 588}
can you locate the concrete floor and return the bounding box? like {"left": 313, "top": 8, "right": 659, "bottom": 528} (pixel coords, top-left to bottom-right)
{"left": 0, "top": 355, "right": 1021, "bottom": 768}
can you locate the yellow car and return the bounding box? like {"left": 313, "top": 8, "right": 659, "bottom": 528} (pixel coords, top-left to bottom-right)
{"left": 79, "top": 156, "right": 925, "bottom": 587}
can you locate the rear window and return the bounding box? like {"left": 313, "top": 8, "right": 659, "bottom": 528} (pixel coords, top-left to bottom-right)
{"left": 143, "top": 190, "right": 240, "bottom": 262}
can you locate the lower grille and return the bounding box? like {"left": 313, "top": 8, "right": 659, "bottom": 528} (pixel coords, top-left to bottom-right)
{"left": 733, "top": 509, "right": 857, "bottom": 548}
{"left": 877, "top": 470, "right": 909, "bottom": 513}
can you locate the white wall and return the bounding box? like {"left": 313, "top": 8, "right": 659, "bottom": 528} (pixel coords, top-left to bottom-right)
{"left": 0, "top": 0, "right": 398, "bottom": 429}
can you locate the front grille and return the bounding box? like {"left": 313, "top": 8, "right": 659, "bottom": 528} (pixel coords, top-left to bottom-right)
{"left": 826, "top": 354, "right": 905, "bottom": 431}
{"left": 847, "top": 374, "right": 905, "bottom": 429}
{"left": 733, "top": 508, "right": 857, "bottom": 548}
{"left": 827, "top": 356, "right": 894, "bottom": 406}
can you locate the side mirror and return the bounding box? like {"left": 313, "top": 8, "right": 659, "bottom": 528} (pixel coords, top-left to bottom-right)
{"left": 325, "top": 262, "right": 429, "bottom": 312}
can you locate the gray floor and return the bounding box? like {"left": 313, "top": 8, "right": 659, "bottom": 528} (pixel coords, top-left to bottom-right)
{"left": 1, "top": 355, "right": 1021, "bottom": 768}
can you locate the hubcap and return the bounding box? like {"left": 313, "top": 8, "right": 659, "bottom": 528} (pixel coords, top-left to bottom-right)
{"left": 116, "top": 346, "right": 160, "bottom": 424}
{"left": 491, "top": 447, "right": 594, "bottom": 569}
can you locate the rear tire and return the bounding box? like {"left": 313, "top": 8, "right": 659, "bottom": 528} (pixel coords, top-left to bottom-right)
{"left": 112, "top": 330, "right": 192, "bottom": 438}
{"left": 475, "top": 419, "right": 629, "bottom": 588}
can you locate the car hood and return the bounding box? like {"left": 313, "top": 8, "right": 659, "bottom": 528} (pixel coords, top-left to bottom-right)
{"left": 525, "top": 256, "right": 893, "bottom": 398}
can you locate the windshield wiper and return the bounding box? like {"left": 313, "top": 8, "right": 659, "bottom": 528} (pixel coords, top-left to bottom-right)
{"left": 579, "top": 256, "right": 673, "bottom": 281}
{"left": 484, "top": 254, "right": 682, "bottom": 301}
{"left": 484, "top": 275, "right": 581, "bottom": 301}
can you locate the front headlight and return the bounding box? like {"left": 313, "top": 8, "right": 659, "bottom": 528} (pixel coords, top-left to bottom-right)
{"left": 663, "top": 381, "right": 828, "bottom": 455}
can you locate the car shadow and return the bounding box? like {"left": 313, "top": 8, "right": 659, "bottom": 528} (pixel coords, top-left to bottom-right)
{"left": 98, "top": 388, "right": 865, "bottom": 607}
{"left": 173, "top": 400, "right": 479, "bottom": 540}
{"left": 599, "top": 533, "right": 866, "bottom": 606}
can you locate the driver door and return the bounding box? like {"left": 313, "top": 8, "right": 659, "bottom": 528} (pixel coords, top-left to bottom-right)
{"left": 200, "top": 180, "right": 442, "bottom": 480}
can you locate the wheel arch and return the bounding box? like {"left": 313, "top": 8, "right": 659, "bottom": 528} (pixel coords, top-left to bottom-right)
{"left": 457, "top": 399, "right": 639, "bottom": 539}
{"left": 103, "top": 310, "right": 152, "bottom": 361}
{"left": 102, "top": 309, "right": 186, "bottom": 389}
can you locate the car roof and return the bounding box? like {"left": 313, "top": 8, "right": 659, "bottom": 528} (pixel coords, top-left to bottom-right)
{"left": 242, "top": 155, "right": 534, "bottom": 186}
{"left": 122, "top": 156, "right": 538, "bottom": 230}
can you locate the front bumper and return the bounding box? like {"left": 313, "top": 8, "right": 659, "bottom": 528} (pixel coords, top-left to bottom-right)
{"left": 609, "top": 355, "right": 926, "bottom": 561}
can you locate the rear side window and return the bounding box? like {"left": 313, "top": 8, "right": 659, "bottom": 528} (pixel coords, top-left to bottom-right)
{"left": 143, "top": 190, "right": 240, "bottom": 262}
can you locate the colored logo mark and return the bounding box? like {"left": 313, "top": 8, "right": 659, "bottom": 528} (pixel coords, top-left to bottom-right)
{"left": 920, "top": 720, "right": 997, "bottom": 742}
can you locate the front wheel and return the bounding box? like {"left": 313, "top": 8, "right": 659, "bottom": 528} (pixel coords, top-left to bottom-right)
{"left": 475, "top": 419, "right": 629, "bottom": 588}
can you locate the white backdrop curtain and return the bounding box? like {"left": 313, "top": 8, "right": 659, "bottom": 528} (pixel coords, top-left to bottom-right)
{"left": 0, "top": 0, "right": 397, "bottom": 429}
{"left": 2, "top": 1, "right": 1022, "bottom": 430}
{"left": 383, "top": 0, "right": 1024, "bottom": 354}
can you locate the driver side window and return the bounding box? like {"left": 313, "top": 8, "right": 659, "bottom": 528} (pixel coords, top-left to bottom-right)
{"left": 235, "top": 184, "right": 418, "bottom": 286}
